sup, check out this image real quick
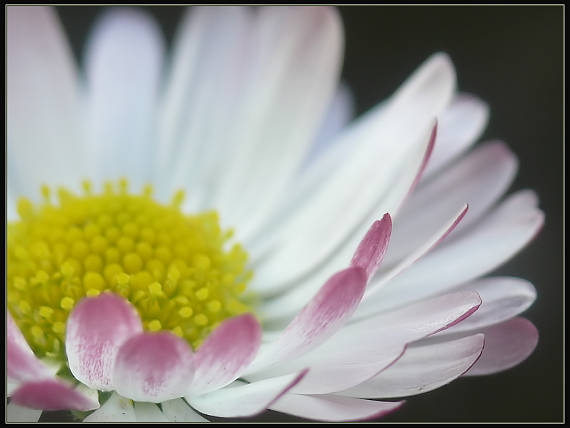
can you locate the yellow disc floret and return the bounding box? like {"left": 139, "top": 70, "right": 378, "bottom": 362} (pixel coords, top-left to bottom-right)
{"left": 7, "top": 179, "right": 255, "bottom": 361}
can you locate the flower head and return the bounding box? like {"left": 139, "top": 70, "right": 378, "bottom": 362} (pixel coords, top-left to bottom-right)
{"left": 7, "top": 5, "right": 543, "bottom": 422}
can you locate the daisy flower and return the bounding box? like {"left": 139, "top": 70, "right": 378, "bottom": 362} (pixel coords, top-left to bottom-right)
{"left": 6, "top": 5, "right": 543, "bottom": 423}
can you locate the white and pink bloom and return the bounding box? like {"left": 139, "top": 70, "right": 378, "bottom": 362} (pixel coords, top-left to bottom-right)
{"left": 7, "top": 5, "right": 543, "bottom": 422}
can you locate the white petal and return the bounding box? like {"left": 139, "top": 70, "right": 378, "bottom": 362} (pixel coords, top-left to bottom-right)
{"left": 439, "top": 276, "right": 536, "bottom": 334}
{"left": 84, "top": 8, "right": 164, "bottom": 189}
{"left": 359, "top": 189, "right": 543, "bottom": 315}
{"left": 133, "top": 402, "right": 169, "bottom": 422}
{"left": 7, "top": 6, "right": 83, "bottom": 199}
{"left": 161, "top": 399, "right": 209, "bottom": 422}
{"left": 305, "top": 82, "right": 355, "bottom": 165}
{"left": 421, "top": 93, "right": 489, "bottom": 179}
{"left": 248, "top": 290, "right": 481, "bottom": 394}
{"left": 339, "top": 333, "right": 484, "bottom": 398}
{"left": 83, "top": 393, "right": 135, "bottom": 422}
{"left": 249, "top": 52, "right": 455, "bottom": 295}
{"left": 157, "top": 6, "right": 254, "bottom": 204}
{"left": 6, "top": 402, "right": 43, "bottom": 423}
{"left": 463, "top": 317, "right": 538, "bottom": 376}
{"left": 383, "top": 141, "right": 518, "bottom": 265}
{"left": 210, "top": 6, "right": 343, "bottom": 239}
{"left": 270, "top": 394, "right": 403, "bottom": 422}
{"left": 188, "top": 371, "right": 307, "bottom": 418}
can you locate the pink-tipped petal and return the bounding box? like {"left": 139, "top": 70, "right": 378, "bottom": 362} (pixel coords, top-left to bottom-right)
{"left": 339, "top": 333, "right": 485, "bottom": 398}
{"left": 385, "top": 141, "right": 518, "bottom": 265}
{"left": 422, "top": 93, "right": 489, "bottom": 180}
{"left": 112, "top": 332, "right": 194, "bottom": 403}
{"left": 440, "top": 276, "right": 537, "bottom": 334}
{"left": 11, "top": 379, "right": 99, "bottom": 411}
{"left": 359, "top": 203, "right": 468, "bottom": 307}
{"left": 249, "top": 53, "right": 454, "bottom": 297}
{"left": 247, "top": 266, "right": 367, "bottom": 374}
{"left": 187, "top": 313, "right": 262, "bottom": 395}
{"left": 351, "top": 214, "right": 392, "bottom": 279}
{"left": 465, "top": 317, "right": 538, "bottom": 376}
{"left": 270, "top": 394, "right": 404, "bottom": 422}
{"left": 7, "top": 312, "right": 53, "bottom": 382}
{"left": 406, "top": 121, "right": 438, "bottom": 196}
{"left": 66, "top": 292, "right": 143, "bottom": 391}
{"left": 188, "top": 370, "right": 308, "bottom": 418}
{"left": 361, "top": 189, "right": 543, "bottom": 316}
{"left": 247, "top": 290, "right": 481, "bottom": 394}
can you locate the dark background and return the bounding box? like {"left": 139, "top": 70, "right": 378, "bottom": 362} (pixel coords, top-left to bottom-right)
{"left": 51, "top": 5, "right": 563, "bottom": 423}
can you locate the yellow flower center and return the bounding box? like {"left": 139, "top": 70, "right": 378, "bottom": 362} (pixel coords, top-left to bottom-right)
{"left": 7, "top": 179, "right": 255, "bottom": 362}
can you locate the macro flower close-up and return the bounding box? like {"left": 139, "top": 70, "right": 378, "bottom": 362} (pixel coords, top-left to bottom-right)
{"left": 6, "top": 5, "right": 561, "bottom": 423}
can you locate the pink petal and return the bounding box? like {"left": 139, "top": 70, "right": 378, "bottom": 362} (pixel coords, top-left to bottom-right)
{"left": 112, "top": 332, "right": 194, "bottom": 403}
{"left": 350, "top": 213, "right": 392, "bottom": 279}
{"left": 11, "top": 379, "right": 99, "bottom": 411}
{"left": 66, "top": 292, "right": 143, "bottom": 390}
{"left": 246, "top": 266, "right": 367, "bottom": 374}
{"left": 188, "top": 370, "right": 308, "bottom": 418}
{"left": 187, "top": 313, "right": 261, "bottom": 395}
{"left": 465, "top": 317, "right": 538, "bottom": 376}
{"left": 270, "top": 394, "right": 404, "bottom": 422}
{"left": 7, "top": 312, "right": 53, "bottom": 382}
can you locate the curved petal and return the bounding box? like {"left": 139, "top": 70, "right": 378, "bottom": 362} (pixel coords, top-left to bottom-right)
{"left": 187, "top": 313, "right": 262, "bottom": 395}
{"left": 187, "top": 370, "right": 308, "bottom": 418}
{"left": 7, "top": 312, "right": 53, "bottom": 382}
{"left": 361, "top": 189, "right": 543, "bottom": 315}
{"left": 248, "top": 290, "right": 481, "bottom": 394}
{"left": 66, "top": 292, "right": 143, "bottom": 391}
{"left": 384, "top": 141, "right": 518, "bottom": 265}
{"left": 11, "top": 379, "right": 99, "bottom": 411}
{"left": 83, "top": 392, "right": 135, "bottom": 422}
{"left": 350, "top": 213, "right": 392, "bottom": 279}
{"left": 248, "top": 52, "right": 454, "bottom": 294}
{"left": 339, "top": 333, "right": 484, "bottom": 398}
{"left": 263, "top": 203, "right": 466, "bottom": 324}
{"left": 422, "top": 93, "right": 489, "bottom": 180}
{"left": 161, "top": 399, "right": 209, "bottom": 422}
{"left": 271, "top": 394, "right": 404, "bottom": 422}
{"left": 439, "top": 277, "right": 537, "bottom": 334}
{"left": 7, "top": 6, "right": 83, "bottom": 199}
{"left": 247, "top": 266, "right": 367, "bottom": 374}
{"left": 464, "top": 317, "right": 538, "bottom": 376}
{"left": 6, "top": 402, "right": 43, "bottom": 423}
{"left": 84, "top": 7, "right": 165, "bottom": 188}
{"left": 112, "top": 332, "right": 194, "bottom": 403}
